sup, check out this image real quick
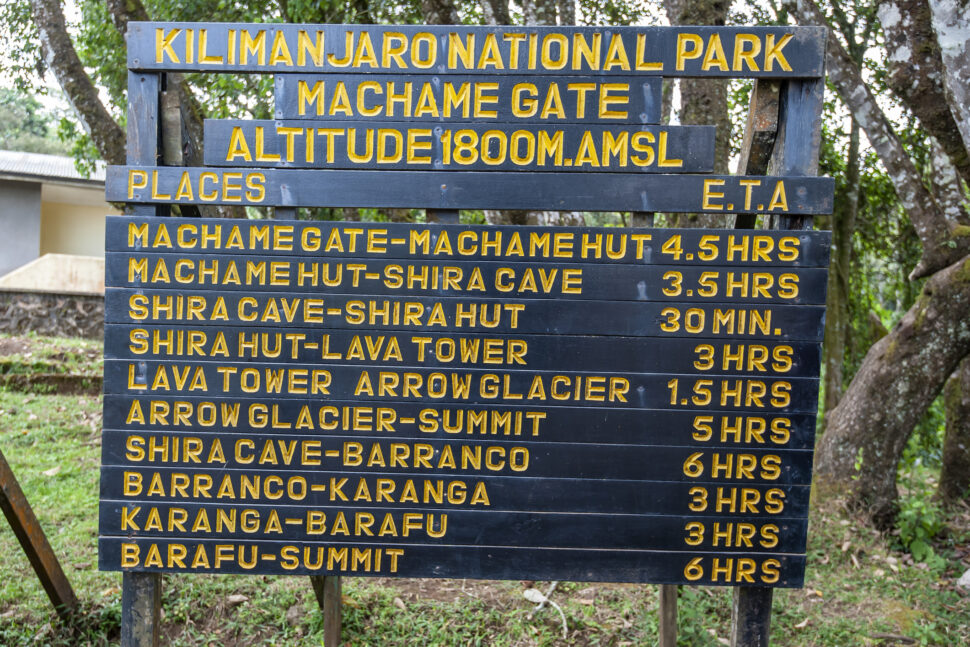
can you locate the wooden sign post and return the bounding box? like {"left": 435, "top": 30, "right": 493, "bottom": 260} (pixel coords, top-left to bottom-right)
{"left": 0, "top": 450, "right": 77, "bottom": 620}
{"left": 102, "top": 22, "right": 831, "bottom": 646}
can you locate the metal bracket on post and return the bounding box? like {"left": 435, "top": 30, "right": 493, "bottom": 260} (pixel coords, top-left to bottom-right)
{"left": 0, "top": 449, "right": 77, "bottom": 621}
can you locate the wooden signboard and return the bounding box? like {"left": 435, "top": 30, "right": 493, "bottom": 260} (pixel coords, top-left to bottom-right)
{"left": 104, "top": 19, "right": 832, "bottom": 647}
{"left": 101, "top": 216, "right": 829, "bottom": 586}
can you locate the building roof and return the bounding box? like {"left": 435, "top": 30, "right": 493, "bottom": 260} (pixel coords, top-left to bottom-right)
{"left": 0, "top": 149, "right": 105, "bottom": 186}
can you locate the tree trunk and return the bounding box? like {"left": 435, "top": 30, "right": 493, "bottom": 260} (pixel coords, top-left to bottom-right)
{"left": 664, "top": 0, "right": 730, "bottom": 228}
{"left": 30, "top": 0, "right": 126, "bottom": 165}
{"left": 522, "top": 0, "right": 559, "bottom": 25}
{"left": 484, "top": 0, "right": 581, "bottom": 227}
{"left": 789, "top": 0, "right": 970, "bottom": 280}
{"left": 421, "top": 0, "right": 460, "bottom": 25}
{"left": 480, "top": 0, "right": 511, "bottom": 25}
{"left": 821, "top": 119, "right": 860, "bottom": 422}
{"left": 815, "top": 254, "right": 970, "bottom": 527}
{"left": 939, "top": 356, "right": 970, "bottom": 503}
{"left": 879, "top": 0, "right": 970, "bottom": 187}
{"left": 928, "top": 0, "right": 970, "bottom": 156}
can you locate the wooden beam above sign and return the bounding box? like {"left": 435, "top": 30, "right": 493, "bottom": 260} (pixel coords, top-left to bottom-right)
{"left": 127, "top": 23, "right": 826, "bottom": 78}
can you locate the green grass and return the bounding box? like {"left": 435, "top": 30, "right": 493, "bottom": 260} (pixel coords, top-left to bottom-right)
{"left": 1, "top": 333, "right": 969, "bottom": 645}
{"left": 0, "top": 332, "right": 102, "bottom": 376}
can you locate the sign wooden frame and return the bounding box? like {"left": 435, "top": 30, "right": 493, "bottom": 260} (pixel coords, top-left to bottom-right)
{"left": 106, "top": 21, "right": 831, "bottom": 647}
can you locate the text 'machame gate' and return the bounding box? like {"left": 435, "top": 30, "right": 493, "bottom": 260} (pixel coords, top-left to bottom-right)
{"left": 100, "top": 22, "right": 832, "bottom": 588}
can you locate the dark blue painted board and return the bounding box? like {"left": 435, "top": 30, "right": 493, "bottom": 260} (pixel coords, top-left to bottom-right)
{"left": 104, "top": 325, "right": 822, "bottom": 377}
{"left": 107, "top": 216, "right": 834, "bottom": 267}
{"left": 106, "top": 166, "right": 835, "bottom": 213}
{"left": 99, "top": 465, "right": 810, "bottom": 516}
{"left": 106, "top": 288, "right": 827, "bottom": 340}
{"left": 99, "top": 537, "right": 806, "bottom": 586}
{"left": 99, "top": 500, "right": 808, "bottom": 552}
{"left": 274, "top": 74, "right": 663, "bottom": 123}
{"left": 103, "top": 393, "right": 818, "bottom": 449}
{"left": 127, "top": 22, "right": 825, "bottom": 79}
{"left": 108, "top": 253, "right": 827, "bottom": 304}
{"left": 202, "top": 120, "right": 714, "bottom": 173}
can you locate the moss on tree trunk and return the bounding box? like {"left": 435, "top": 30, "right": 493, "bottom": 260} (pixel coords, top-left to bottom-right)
{"left": 816, "top": 255, "right": 970, "bottom": 528}
{"left": 939, "top": 357, "right": 970, "bottom": 503}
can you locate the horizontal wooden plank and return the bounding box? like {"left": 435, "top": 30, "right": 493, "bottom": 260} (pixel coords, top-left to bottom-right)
{"left": 202, "top": 120, "right": 715, "bottom": 173}
{"left": 106, "top": 166, "right": 836, "bottom": 213}
{"left": 100, "top": 465, "right": 811, "bottom": 516}
{"left": 104, "top": 325, "right": 822, "bottom": 377}
{"left": 108, "top": 253, "right": 828, "bottom": 304}
{"left": 104, "top": 359, "right": 821, "bottom": 413}
{"left": 104, "top": 394, "right": 817, "bottom": 449}
{"left": 127, "top": 22, "right": 825, "bottom": 80}
{"left": 99, "top": 500, "right": 808, "bottom": 553}
{"left": 275, "top": 74, "right": 663, "bottom": 123}
{"left": 106, "top": 290, "right": 827, "bottom": 340}
{"left": 107, "top": 217, "right": 833, "bottom": 267}
{"left": 98, "top": 537, "right": 806, "bottom": 586}
{"left": 100, "top": 428, "right": 814, "bottom": 483}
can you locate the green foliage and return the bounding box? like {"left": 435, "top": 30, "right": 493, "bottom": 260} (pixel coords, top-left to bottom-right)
{"left": 0, "top": 0, "right": 40, "bottom": 91}
{"left": 895, "top": 495, "right": 945, "bottom": 565}
{"left": 75, "top": 0, "right": 127, "bottom": 120}
{"left": 577, "top": 0, "right": 656, "bottom": 26}
{"left": 0, "top": 88, "right": 71, "bottom": 155}
{"left": 894, "top": 494, "right": 947, "bottom": 570}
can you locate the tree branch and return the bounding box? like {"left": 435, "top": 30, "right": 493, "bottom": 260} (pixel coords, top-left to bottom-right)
{"left": 816, "top": 251, "right": 970, "bottom": 526}
{"left": 480, "top": 0, "right": 511, "bottom": 25}
{"left": 929, "top": 0, "right": 970, "bottom": 158}
{"left": 104, "top": 0, "right": 149, "bottom": 32}
{"left": 788, "top": 0, "right": 970, "bottom": 279}
{"left": 30, "top": 0, "right": 126, "bottom": 165}
{"left": 879, "top": 0, "right": 970, "bottom": 187}
{"left": 522, "top": 0, "right": 558, "bottom": 25}
{"left": 421, "top": 0, "right": 461, "bottom": 25}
